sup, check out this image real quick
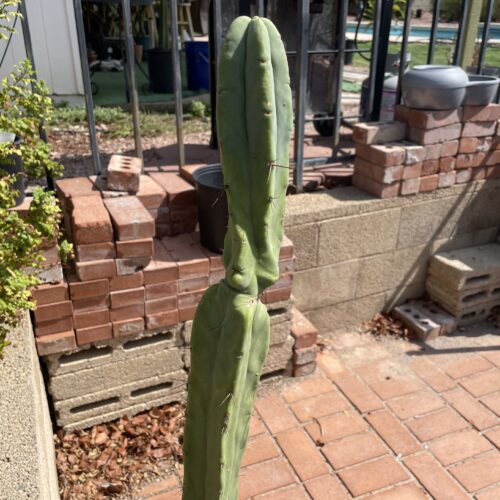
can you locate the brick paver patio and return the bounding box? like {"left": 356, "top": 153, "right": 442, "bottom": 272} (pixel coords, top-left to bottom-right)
{"left": 136, "top": 323, "right": 500, "bottom": 499}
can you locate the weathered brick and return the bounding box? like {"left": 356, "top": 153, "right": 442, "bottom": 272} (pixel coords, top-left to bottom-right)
{"left": 104, "top": 196, "right": 155, "bottom": 240}
{"left": 354, "top": 158, "right": 403, "bottom": 184}
{"left": 255, "top": 395, "right": 297, "bottom": 434}
{"left": 456, "top": 168, "right": 472, "bottom": 183}
{"left": 30, "top": 282, "right": 68, "bottom": 306}
{"left": 76, "top": 241, "right": 115, "bottom": 262}
{"left": 178, "top": 275, "right": 209, "bottom": 294}
{"left": 487, "top": 165, "right": 500, "bottom": 178}
{"left": 405, "top": 107, "right": 461, "bottom": 130}
{"left": 68, "top": 276, "right": 109, "bottom": 300}
{"left": 485, "top": 149, "right": 500, "bottom": 165}
{"left": 400, "top": 142, "right": 426, "bottom": 165}
{"left": 459, "top": 136, "right": 493, "bottom": 153}
{"left": 89, "top": 174, "right": 129, "bottom": 199}
{"left": 55, "top": 177, "right": 99, "bottom": 205}
{"left": 459, "top": 370, "right": 500, "bottom": 397}
{"left": 408, "top": 123, "right": 462, "bottom": 145}
{"left": 280, "top": 235, "right": 294, "bottom": 260}
{"left": 293, "top": 362, "right": 317, "bottom": 377}
{"left": 148, "top": 172, "right": 196, "bottom": 207}
{"left": 334, "top": 374, "right": 383, "bottom": 413}
{"left": 145, "top": 296, "right": 177, "bottom": 315}
{"left": 238, "top": 459, "right": 295, "bottom": 498}
{"left": 146, "top": 309, "right": 179, "bottom": 329}
{"left": 387, "top": 390, "right": 444, "bottom": 419}
{"left": 75, "top": 259, "right": 116, "bottom": 281}
{"left": 179, "top": 305, "right": 197, "bottom": 321}
{"left": 401, "top": 162, "right": 422, "bottom": 179}
{"left": 471, "top": 167, "right": 487, "bottom": 181}
{"left": 116, "top": 238, "right": 154, "bottom": 258}
{"left": 109, "top": 271, "right": 144, "bottom": 291}
{"left": 290, "top": 390, "right": 349, "bottom": 422}
{"left": 352, "top": 173, "right": 400, "bottom": 198}
{"left": 162, "top": 234, "right": 209, "bottom": 278}
{"left": 305, "top": 475, "right": 349, "bottom": 500}
{"left": 456, "top": 152, "right": 486, "bottom": 168}
{"left": 136, "top": 175, "right": 167, "bottom": 209}
{"left": 439, "top": 156, "right": 456, "bottom": 172}
{"left": 462, "top": 103, "right": 500, "bottom": 122}
{"left": 76, "top": 323, "right": 113, "bottom": 345}
{"left": 143, "top": 239, "right": 178, "bottom": 285}
{"left": 422, "top": 159, "right": 439, "bottom": 175}
{"left": 441, "top": 139, "right": 459, "bottom": 157}
{"left": 407, "top": 407, "right": 468, "bottom": 441}
{"left": 110, "top": 303, "right": 144, "bottom": 322}
{"left": 112, "top": 317, "right": 144, "bottom": 338}
{"left": 107, "top": 155, "right": 142, "bottom": 193}
{"left": 293, "top": 345, "right": 317, "bottom": 365}
{"left": 71, "top": 196, "right": 113, "bottom": 244}
{"left": 462, "top": 121, "right": 497, "bottom": 138}
{"left": 73, "top": 308, "right": 110, "bottom": 330}
{"left": 400, "top": 177, "right": 420, "bottom": 195}
{"left": 291, "top": 307, "right": 318, "bottom": 349}
{"left": 33, "top": 300, "right": 73, "bottom": 324}
{"left": 241, "top": 435, "right": 280, "bottom": 467}
{"left": 450, "top": 453, "right": 500, "bottom": 493}
{"left": 34, "top": 316, "right": 74, "bottom": 337}
{"left": 352, "top": 121, "right": 406, "bottom": 144}
{"left": 72, "top": 295, "right": 110, "bottom": 312}
{"left": 355, "top": 142, "right": 406, "bottom": 166}
{"left": 438, "top": 170, "right": 457, "bottom": 188}
{"left": 425, "top": 142, "right": 442, "bottom": 160}
{"left": 419, "top": 174, "right": 439, "bottom": 192}
{"left": 115, "top": 256, "right": 151, "bottom": 276}
{"left": 145, "top": 282, "right": 177, "bottom": 300}
{"left": 36, "top": 331, "right": 76, "bottom": 356}
{"left": 110, "top": 287, "right": 145, "bottom": 308}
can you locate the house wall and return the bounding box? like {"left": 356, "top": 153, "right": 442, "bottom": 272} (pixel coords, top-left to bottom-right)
{"left": 284, "top": 179, "right": 500, "bottom": 333}
{"left": 1, "top": 0, "right": 83, "bottom": 98}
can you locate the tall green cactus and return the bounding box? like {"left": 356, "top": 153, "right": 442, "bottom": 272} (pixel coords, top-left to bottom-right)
{"left": 182, "top": 16, "right": 292, "bottom": 500}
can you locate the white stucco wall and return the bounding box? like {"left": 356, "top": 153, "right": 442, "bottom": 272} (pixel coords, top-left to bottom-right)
{"left": 0, "top": 0, "right": 83, "bottom": 98}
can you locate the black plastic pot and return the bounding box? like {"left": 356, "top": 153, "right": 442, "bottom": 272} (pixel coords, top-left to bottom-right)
{"left": 0, "top": 132, "right": 24, "bottom": 206}
{"left": 147, "top": 48, "right": 174, "bottom": 93}
{"left": 192, "top": 165, "right": 228, "bottom": 254}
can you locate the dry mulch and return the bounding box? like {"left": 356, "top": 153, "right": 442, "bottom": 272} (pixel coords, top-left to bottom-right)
{"left": 54, "top": 403, "right": 185, "bottom": 500}
{"left": 359, "top": 313, "right": 410, "bottom": 340}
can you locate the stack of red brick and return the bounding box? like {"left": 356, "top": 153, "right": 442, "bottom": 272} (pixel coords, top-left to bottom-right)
{"left": 31, "top": 166, "right": 296, "bottom": 359}
{"left": 352, "top": 102, "right": 500, "bottom": 198}
{"left": 290, "top": 307, "right": 319, "bottom": 377}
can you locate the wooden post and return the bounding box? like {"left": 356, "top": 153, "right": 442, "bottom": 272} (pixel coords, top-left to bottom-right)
{"left": 458, "top": 0, "right": 482, "bottom": 69}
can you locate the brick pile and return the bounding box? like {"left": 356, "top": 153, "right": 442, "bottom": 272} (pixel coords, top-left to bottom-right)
{"left": 352, "top": 103, "right": 500, "bottom": 198}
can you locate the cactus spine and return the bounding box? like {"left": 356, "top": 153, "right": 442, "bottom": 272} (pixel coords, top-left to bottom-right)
{"left": 182, "top": 16, "right": 292, "bottom": 500}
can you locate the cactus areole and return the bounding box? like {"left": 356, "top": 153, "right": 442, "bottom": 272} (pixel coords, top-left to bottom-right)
{"left": 182, "top": 16, "right": 292, "bottom": 500}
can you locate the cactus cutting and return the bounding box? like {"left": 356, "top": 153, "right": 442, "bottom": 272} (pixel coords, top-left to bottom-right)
{"left": 182, "top": 15, "right": 292, "bottom": 500}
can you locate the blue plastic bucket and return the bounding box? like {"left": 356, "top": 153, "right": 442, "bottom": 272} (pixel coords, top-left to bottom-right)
{"left": 185, "top": 41, "right": 209, "bottom": 91}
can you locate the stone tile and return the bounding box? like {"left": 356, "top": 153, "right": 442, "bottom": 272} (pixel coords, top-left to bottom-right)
{"left": 281, "top": 377, "right": 333, "bottom": 403}
{"left": 304, "top": 474, "right": 349, "bottom": 500}
{"left": 387, "top": 390, "right": 445, "bottom": 419}
{"left": 255, "top": 396, "right": 298, "bottom": 435}
{"left": 449, "top": 453, "right": 500, "bottom": 493}
{"left": 337, "top": 456, "right": 408, "bottom": 497}
{"left": 404, "top": 453, "right": 469, "bottom": 500}
{"left": 305, "top": 411, "right": 368, "bottom": 444}
{"left": 290, "top": 390, "right": 350, "bottom": 422}
{"left": 242, "top": 435, "right": 280, "bottom": 467}
{"left": 334, "top": 374, "right": 384, "bottom": 413}
{"left": 406, "top": 408, "right": 469, "bottom": 442}
{"left": 459, "top": 370, "right": 500, "bottom": 398}
{"left": 238, "top": 459, "right": 296, "bottom": 498}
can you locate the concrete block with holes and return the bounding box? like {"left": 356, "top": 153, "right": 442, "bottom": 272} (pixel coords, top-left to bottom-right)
{"left": 107, "top": 155, "right": 142, "bottom": 193}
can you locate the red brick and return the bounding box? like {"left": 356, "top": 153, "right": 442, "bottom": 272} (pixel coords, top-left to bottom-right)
{"left": 109, "top": 271, "right": 144, "bottom": 291}
{"left": 35, "top": 316, "right": 74, "bottom": 337}
{"left": 334, "top": 374, "right": 383, "bottom": 413}
{"left": 471, "top": 166, "right": 488, "bottom": 180}
{"left": 304, "top": 475, "right": 349, "bottom": 500}
{"left": 136, "top": 175, "right": 167, "bottom": 209}
{"left": 485, "top": 149, "right": 500, "bottom": 165}
{"left": 305, "top": 411, "right": 367, "bottom": 444}
{"left": 439, "top": 156, "right": 456, "bottom": 172}
{"left": 145, "top": 282, "right": 177, "bottom": 300}
{"left": 290, "top": 307, "right": 318, "bottom": 349}
{"left": 410, "top": 357, "right": 455, "bottom": 392}
{"left": 255, "top": 395, "right": 298, "bottom": 434}
{"left": 263, "top": 282, "right": 292, "bottom": 303}
{"left": 178, "top": 290, "right": 204, "bottom": 308}
{"left": 71, "top": 196, "right": 113, "bottom": 244}
{"left": 482, "top": 350, "right": 500, "bottom": 368}
{"left": 459, "top": 370, "right": 500, "bottom": 397}
{"left": 72, "top": 295, "right": 110, "bottom": 312}
{"left": 241, "top": 435, "right": 280, "bottom": 467}
{"left": 104, "top": 196, "right": 155, "bottom": 240}
{"left": 443, "top": 355, "right": 493, "bottom": 379}
{"left": 254, "top": 484, "right": 309, "bottom": 500}
{"left": 462, "top": 103, "right": 500, "bottom": 122}
{"left": 404, "top": 453, "right": 469, "bottom": 500}
{"left": 367, "top": 483, "right": 428, "bottom": 500}
{"left": 76, "top": 323, "right": 112, "bottom": 345}
{"left": 352, "top": 121, "right": 406, "bottom": 144}
{"left": 39, "top": 244, "right": 60, "bottom": 268}
{"left": 36, "top": 331, "right": 76, "bottom": 356}
{"left": 450, "top": 453, "right": 500, "bottom": 493}
{"left": 425, "top": 142, "right": 442, "bottom": 160}
{"left": 238, "top": 459, "right": 295, "bottom": 498}
{"left": 428, "top": 429, "right": 493, "bottom": 466}
{"left": 438, "top": 170, "right": 457, "bottom": 188}
{"left": 276, "top": 428, "right": 328, "bottom": 481}
{"left": 354, "top": 158, "right": 403, "bottom": 184}
{"left": 89, "top": 174, "right": 130, "bottom": 198}
{"left": 459, "top": 136, "right": 493, "bottom": 153}
{"left": 30, "top": 282, "right": 69, "bottom": 306}
{"left": 107, "top": 155, "right": 142, "bottom": 192}
{"left": 148, "top": 172, "right": 196, "bottom": 207}
{"left": 68, "top": 276, "right": 109, "bottom": 300}
{"left": 400, "top": 177, "right": 420, "bottom": 195}
{"left": 456, "top": 168, "right": 472, "bottom": 183}
{"left": 75, "top": 259, "right": 116, "bottom": 281}
{"left": 290, "top": 390, "right": 349, "bottom": 422}
{"left": 323, "top": 431, "right": 387, "bottom": 469}
{"left": 143, "top": 240, "right": 178, "bottom": 285}
{"left": 406, "top": 407, "right": 468, "bottom": 442}
{"left": 73, "top": 308, "right": 110, "bottom": 330}
{"left": 481, "top": 391, "right": 500, "bottom": 416}
{"left": 115, "top": 256, "right": 152, "bottom": 277}
{"left": 443, "top": 388, "right": 498, "bottom": 431}
{"left": 441, "top": 139, "right": 459, "bottom": 157}
{"left": 355, "top": 142, "right": 406, "bottom": 166}
{"left": 249, "top": 415, "right": 266, "bottom": 437}
{"left": 145, "top": 296, "right": 177, "bottom": 315}
{"left": 138, "top": 475, "right": 179, "bottom": 497}
{"left": 178, "top": 275, "right": 209, "bottom": 294}
{"left": 353, "top": 173, "right": 400, "bottom": 198}
{"left": 408, "top": 123, "right": 462, "bottom": 145}
{"left": 405, "top": 107, "right": 461, "bottom": 129}
{"left": 149, "top": 489, "right": 180, "bottom": 500}
{"left": 279, "top": 235, "right": 294, "bottom": 260}
{"left": 33, "top": 300, "right": 73, "bottom": 324}
{"left": 293, "top": 345, "right": 317, "bottom": 365}
{"left": 484, "top": 427, "right": 500, "bottom": 448}
{"left": 362, "top": 371, "right": 423, "bottom": 401}
{"left": 387, "top": 390, "right": 444, "bottom": 419}
{"left": 112, "top": 317, "right": 144, "bottom": 338}
{"left": 338, "top": 456, "right": 408, "bottom": 496}
{"left": 55, "top": 177, "right": 100, "bottom": 204}
{"left": 366, "top": 410, "right": 420, "bottom": 456}
{"left": 401, "top": 162, "right": 422, "bottom": 179}
{"left": 462, "top": 121, "right": 497, "bottom": 137}
{"left": 115, "top": 238, "right": 154, "bottom": 258}
{"left": 162, "top": 234, "right": 209, "bottom": 278}
{"left": 456, "top": 152, "right": 487, "bottom": 168}
{"left": 76, "top": 241, "right": 116, "bottom": 262}
{"left": 146, "top": 309, "right": 179, "bottom": 329}
{"left": 110, "top": 287, "right": 144, "bottom": 308}
{"left": 422, "top": 159, "right": 439, "bottom": 175}
{"left": 486, "top": 164, "right": 500, "bottom": 178}
{"left": 419, "top": 174, "right": 439, "bottom": 192}
{"left": 282, "top": 376, "right": 333, "bottom": 403}
{"left": 180, "top": 306, "right": 197, "bottom": 322}
{"left": 293, "top": 362, "right": 316, "bottom": 377}
{"left": 110, "top": 303, "right": 144, "bottom": 322}
{"left": 476, "top": 485, "right": 500, "bottom": 500}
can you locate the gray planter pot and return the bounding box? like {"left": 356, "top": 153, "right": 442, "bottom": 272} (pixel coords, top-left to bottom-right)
{"left": 402, "top": 65, "right": 468, "bottom": 110}
{"left": 464, "top": 75, "right": 500, "bottom": 106}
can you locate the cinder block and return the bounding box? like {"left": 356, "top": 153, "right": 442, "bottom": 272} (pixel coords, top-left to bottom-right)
{"left": 107, "top": 155, "right": 142, "bottom": 193}
{"left": 270, "top": 320, "right": 292, "bottom": 346}
{"left": 104, "top": 196, "right": 155, "bottom": 241}
{"left": 262, "top": 337, "right": 294, "bottom": 373}
{"left": 352, "top": 121, "right": 406, "bottom": 144}
{"left": 392, "top": 303, "right": 441, "bottom": 340}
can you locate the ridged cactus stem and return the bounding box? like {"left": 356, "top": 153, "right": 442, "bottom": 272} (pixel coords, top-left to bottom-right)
{"left": 182, "top": 16, "right": 292, "bottom": 500}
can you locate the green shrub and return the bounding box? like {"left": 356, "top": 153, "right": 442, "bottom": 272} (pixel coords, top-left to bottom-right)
{"left": 440, "top": 0, "right": 500, "bottom": 23}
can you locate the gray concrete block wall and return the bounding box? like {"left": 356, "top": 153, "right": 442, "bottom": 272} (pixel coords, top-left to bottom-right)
{"left": 285, "top": 179, "right": 500, "bottom": 333}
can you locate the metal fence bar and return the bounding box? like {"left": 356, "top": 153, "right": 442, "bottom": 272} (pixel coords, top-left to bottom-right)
{"left": 169, "top": 0, "right": 185, "bottom": 167}
{"left": 257, "top": 0, "right": 264, "bottom": 16}
{"left": 396, "top": 0, "right": 413, "bottom": 105}
{"left": 332, "top": 0, "right": 348, "bottom": 154}
{"left": 453, "top": 0, "right": 469, "bottom": 65}
{"left": 427, "top": 0, "right": 440, "bottom": 64}
{"left": 73, "top": 0, "right": 101, "bottom": 175}
{"left": 477, "top": 0, "right": 494, "bottom": 74}
{"left": 121, "top": 0, "right": 142, "bottom": 162}
{"left": 209, "top": 0, "right": 222, "bottom": 149}
{"left": 293, "top": 0, "right": 310, "bottom": 192}
{"left": 365, "top": 0, "right": 382, "bottom": 120}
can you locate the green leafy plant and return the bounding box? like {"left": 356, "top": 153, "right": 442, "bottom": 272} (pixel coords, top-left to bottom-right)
{"left": 182, "top": 16, "right": 293, "bottom": 499}
{"left": 188, "top": 100, "right": 209, "bottom": 119}
{"left": 364, "top": 0, "right": 407, "bottom": 21}
{"left": 0, "top": 0, "right": 21, "bottom": 41}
